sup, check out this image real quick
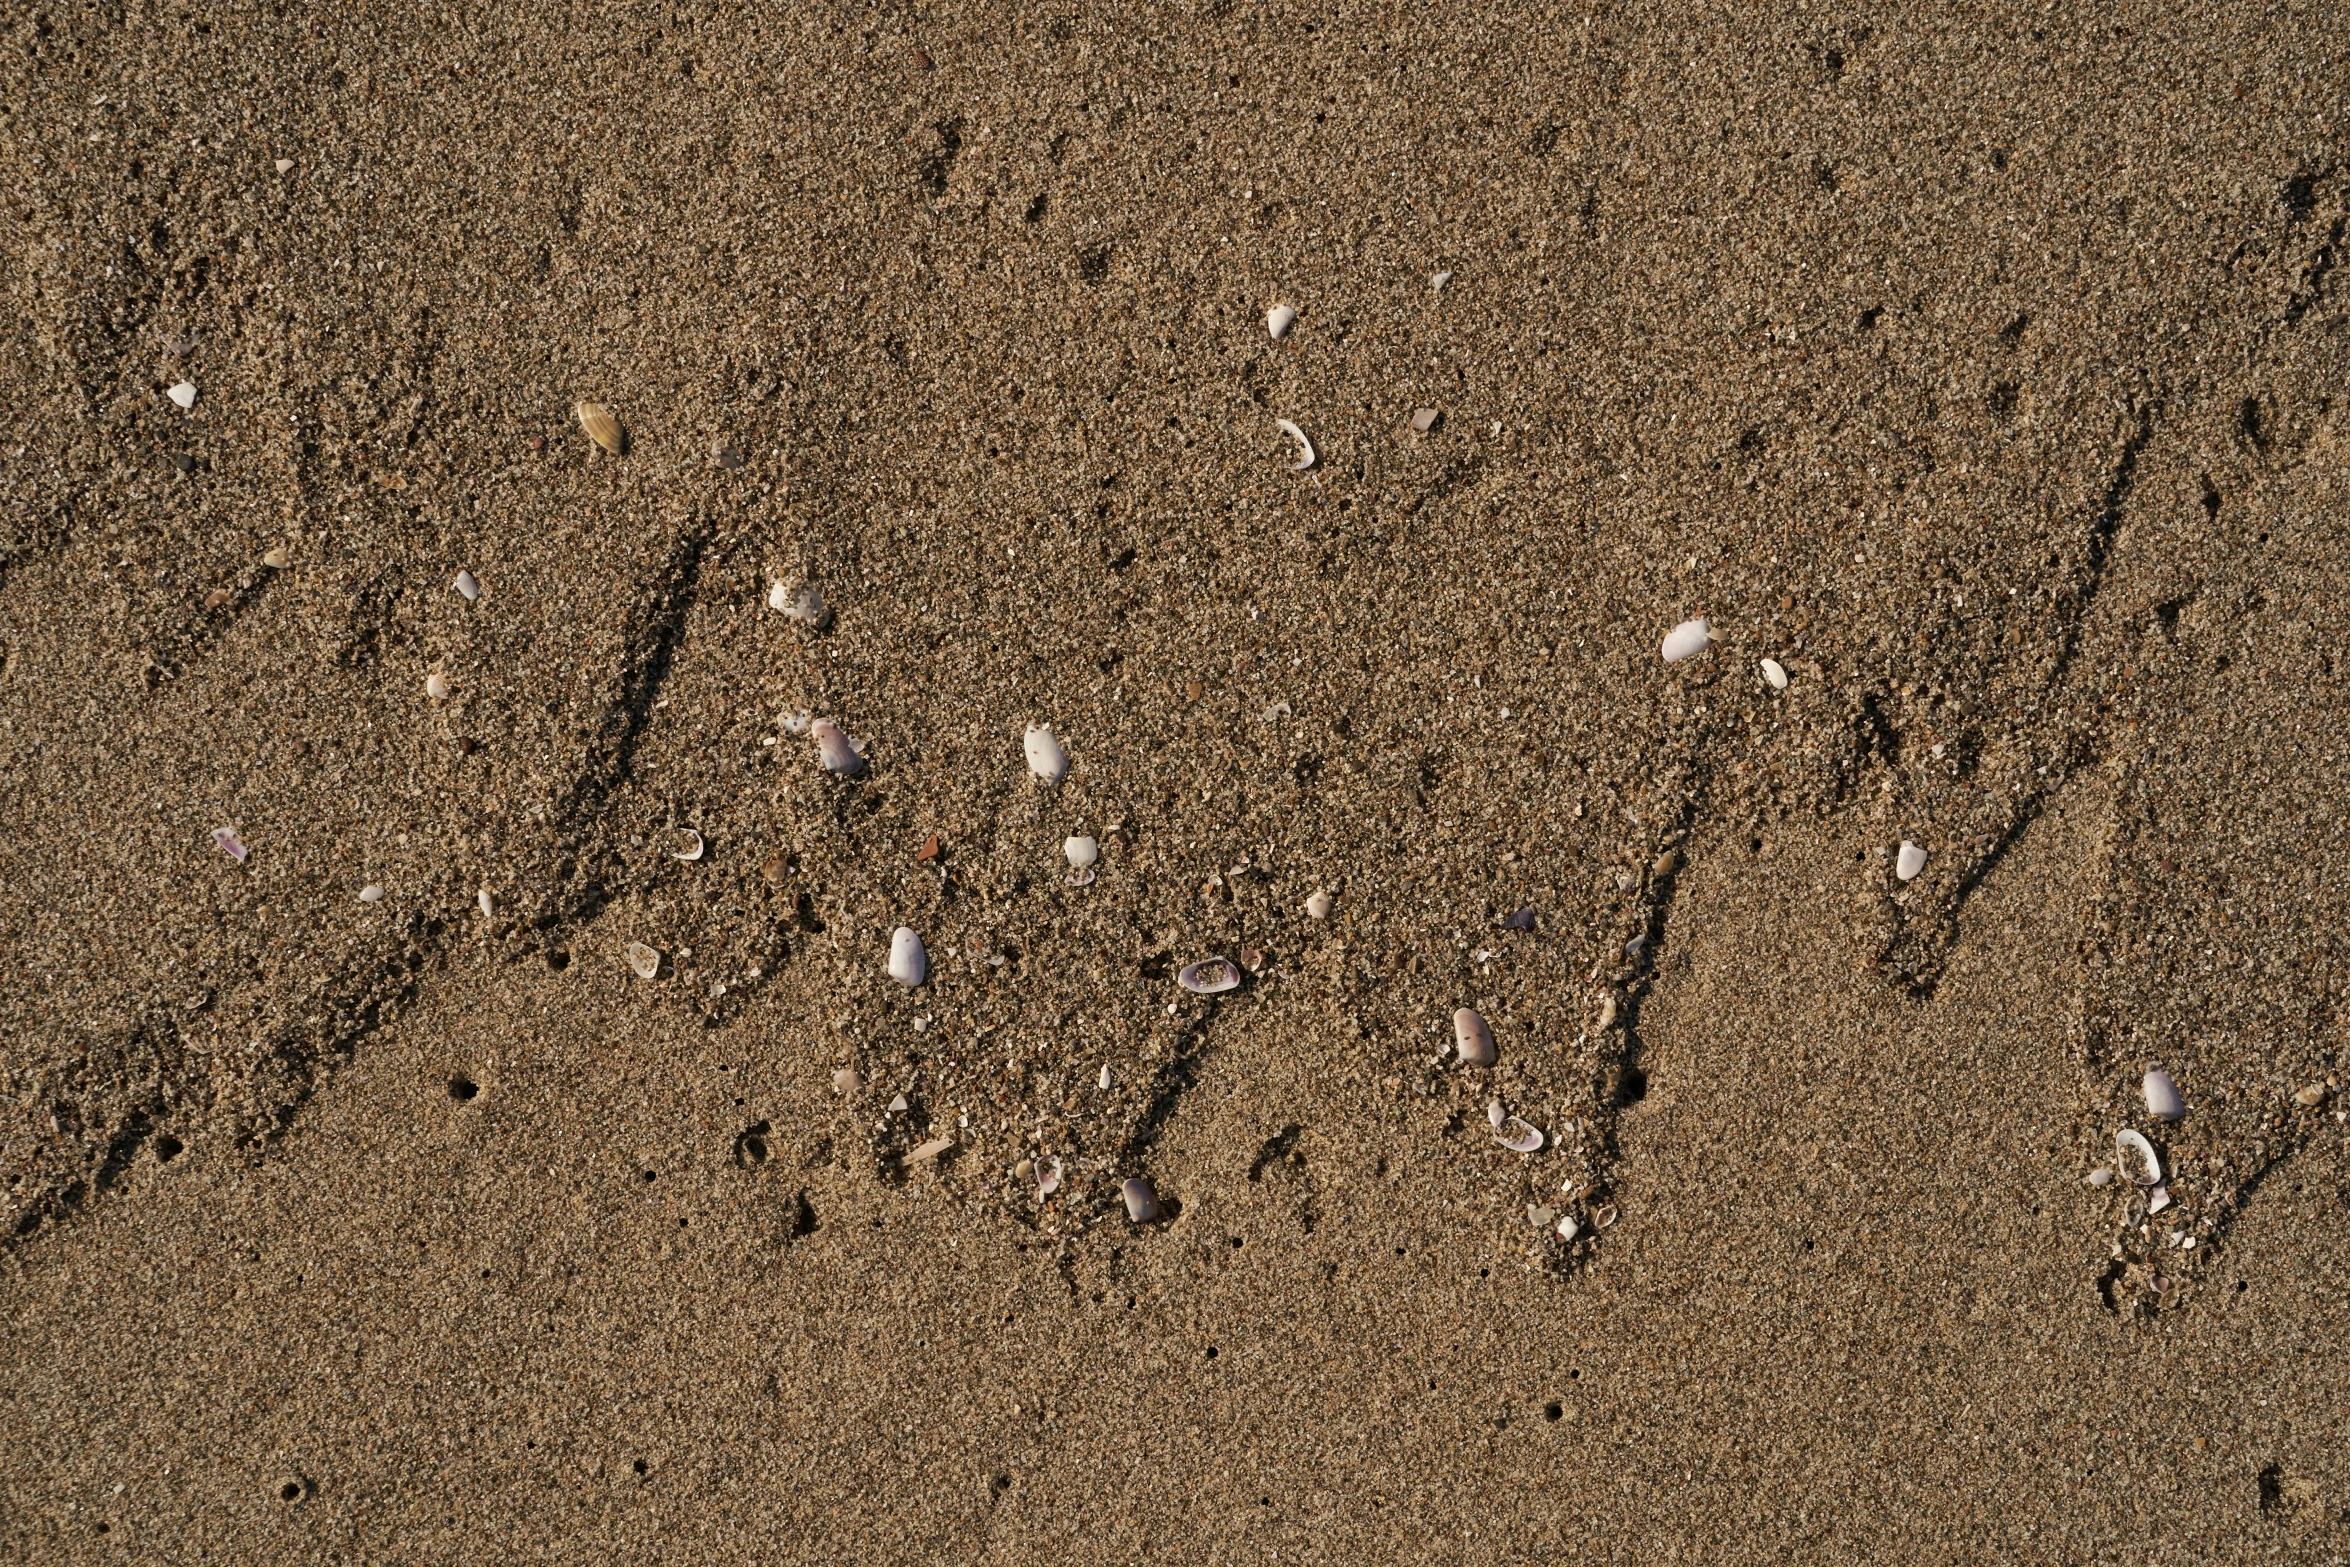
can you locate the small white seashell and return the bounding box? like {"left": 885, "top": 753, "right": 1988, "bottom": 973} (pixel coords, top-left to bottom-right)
{"left": 1593, "top": 1203, "right": 1619, "bottom": 1230}
{"left": 1487, "top": 1099, "right": 1508, "bottom": 1131}
{"left": 2086, "top": 1166, "right": 2115, "bottom": 1187}
{"left": 625, "top": 942, "right": 661, "bottom": 980}
{"left": 167, "top": 381, "right": 197, "bottom": 410}
{"left": 888, "top": 1094, "right": 908, "bottom": 1114}
{"left": 775, "top": 580, "right": 828, "bottom": 628}
{"left": 812, "top": 718, "right": 864, "bottom": 775}
{"left": 1431, "top": 271, "right": 1451, "bottom": 291}
{"left": 1305, "top": 889, "right": 1334, "bottom": 920}
{"left": 211, "top": 826, "right": 249, "bottom": 864}
{"left": 1895, "top": 840, "right": 1928, "bottom": 881}
{"left": 674, "top": 830, "right": 705, "bottom": 862}
{"left": 1452, "top": 1007, "right": 1495, "bottom": 1067}
{"left": 1178, "top": 957, "right": 1241, "bottom": 995}
{"left": 887, "top": 926, "right": 928, "bottom": 988}
{"left": 1122, "top": 1177, "right": 1160, "bottom": 1222}
{"left": 2147, "top": 1185, "right": 2172, "bottom": 1215}
{"left": 1596, "top": 995, "right": 1618, "bottom": 1030}
{"left": 908, "top": 1135, "right": 955, "bottom": 1164}
{"left": 1760, "top": 657, "right": 1789, "bottom": 690}
{"left": 1493, "top": 1116, "right": 1544, "bottom": 1154}
{"left": 2142, "top": 1068, "right": 2183, "bottom": 1121}
{"left": 1098, "top": 1064, "right": 1113, "bottom": 1091}
{"left": 2114, "top": 1128, "right": 2162, "bottom": 1187}
{"left": 1064, "top": 835, "right": 1098, "bottom": 868}
{"left": 273, "top": 158, "right": 294, "bottom": 175}
{"left": 832, "top": 1066, "right": 864, "bottom": 1095}
{"left": 780, "top": 711, "right": 812, "bottom": 736}
{"left": 425, "top": 672, "right": 450, "bottom": 700}
{"left": 1035, "top": 1157, "right": 1062, "bottom": 1200}
{"left": 1274, "top": 418, "right": 1316, "bottom": 472}
{"left": 358, "top": 884, "right": 385, "bottom": 903}
{"left": 1266, "top": 304, "right": 1297, "bottom": 341}
{"left": 1066, "top": 866, "right": 1096, "bottom": 888}
{"left": 477, "top": 887, "right": 495, "bottom": 919}
{"left": 453, "top": 570, "right": 480, "bottom": 601}
{"left": 1660, "top": 618, "right": 1714, "bottom": 664}
{"left": 575, "top": 400, "right": 624, "bottom": 455}
{"left": 1556, "top": 1214, "right": 1580, "bottom": 1241}
{"left": 1024, "top": 723, "right": 1068, "bottom": 784}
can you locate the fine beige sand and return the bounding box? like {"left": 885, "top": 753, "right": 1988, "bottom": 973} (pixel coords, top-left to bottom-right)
{"left": 5, "top": 3, "right": 2349, "bottom": 1559}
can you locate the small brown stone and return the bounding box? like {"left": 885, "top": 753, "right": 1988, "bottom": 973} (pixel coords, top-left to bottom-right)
{"left": 916, "top": 834, "right": 941, "bottom": 861}
{"left": 908, "top": 45, "right": 933, "bottom": 70}
{"left": 762, "top": 855, "right": 787, "bottom": 886}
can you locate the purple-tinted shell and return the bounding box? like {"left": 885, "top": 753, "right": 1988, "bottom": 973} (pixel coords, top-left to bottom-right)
{"left": 1178, "top": 958, "right": 1241, "bottom": 995}
{"left": 212, "top": 826, "right": 249, "bottom": 864}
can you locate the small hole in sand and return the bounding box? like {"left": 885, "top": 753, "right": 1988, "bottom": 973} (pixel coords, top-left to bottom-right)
{"left": 1544, "top": 1402, "right": 1563, "bottom": 1422}
{"left": 641, "top": 1169, "right": 657, "bottom": 1183}
{"left": 154, "top": 1134, "right": 184, "bottom": 1162}
{"left": 546, "top": 948, "right": 571, "bottom": 971}
{"left": 1230, "top": 1235, "right": 1243, "bottom": 1249}
{"left": 1205, "top": 1346, "right": 1219, "bottom": 1359}
{"left": 633, "top": 1459, "right": 648, "bottom": 1475}
{"left": 448, "top": 1075, "right": 478, "bottom": 1102}
{"left": 277, "top": 1481, "right": 303, "bottom": 1503}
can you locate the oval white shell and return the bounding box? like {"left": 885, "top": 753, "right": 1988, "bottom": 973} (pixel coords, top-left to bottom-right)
{"left": 1122, "top": 1177, "right": 1160, "bottom": 1222}
{"left": 1896, "top": 840, "right": 1928, "bottom": 881}
{"left": 2142, "top": 1067, "right": 2183, "bottom": 1121}
{"left": 358, "top": 884, "right": 385, "bottom": 903}
{"left": 1760, "top": 657, "right": 1789, "bottom": 690}
{"left": 1453, "top": 1007, "right": 1495, "bottom": 1066}
{"left": 625, "top": 942, "right": 661, "bottom": 980}
{"left": 1660, "top": 618, "right": 1713, "bottom": 664}
{"left": 1593, "top": 1203, "right": 1619, "bottom": 1230}
{"left": 167, "top": 381, "right": 197, "bottom": 410}
{"left": 776, "top": 581, "right": 828, "bottom": 627}
{"left": 2114, "top": 1128, "right": 2162, "bottom": 1186}
{"left": 2086, "top": 1167, "right": 2115, "bottom": 1187}
{"left": 1275, "top": 418, "right": 1316, "bottom": 472}
{"left": 425, "top": 672, "right": 450, "bottom": 700}
{"left": 674, "top": 830, "right": 705, "bottom": 862}
{"left": 453, "top": 570, "right": 480, "bottom": 602}
{"left": 1267, "top": 305, "right": 1296, "bottom": 340}
{"left": 1493, "top": 1117, "right": 1544, "bottom": 1154}
{"left": 1305, "top": 889, "right": 1334, "bottom": 920}
{"left": 1178, "top": 957, "right": 1241, "bottom": 995}
{"left": 1064, "top": 835, "right": 1098, "bottom": 868}
{"left": 832, "top": 1066, "right": 865, "bottom": 1094}
{"left": 887, "top": 926, "right": 927, "bottom": 988}
{"left": 812, "top": 719, "right": 864, "bottom": 776}
{"left": 1024, "top": 723, "right": 1068, "bottom": 784}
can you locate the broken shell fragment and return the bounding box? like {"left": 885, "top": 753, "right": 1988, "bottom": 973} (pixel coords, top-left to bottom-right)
{"left": 1596, "top": 995, "right": 1618, "bottom": 1031}
{"left": 887, "top": 926, "right": 928, "bottom": 988}
{"left": 1487, "top": 1100, "right": 1508, "bottom": 1131}
{"left": 673, "top": 830, "right": 705, "bottom": 862}
{"left": 907, "top": 1134, "right": 955, "bottom": 1165}
{"left": 453, "top": 570, "right": 480, "bottom": 601}
{"left": 1266, "top": 304, "right": 1296, "bottom": 340}
{"left": 1035, "top": 1157, "right": 1062, "bottom": 1200}
{"left": 477, "top": 886, "right": 495, "bottom": 919}
{"left": 1409, "top": 407, "right": 1439, "bottom": 434}
{"left": 358, "top": 884, "right": 385, "bottom": 903}
{"left": 625, "top": 942, "right": 661, "bottom": 980}
{"left": 1274, "top": 418, "right": 1316, "bottom": 472}
{"left": 812, "top": 718, "right": 864, "bottom": 775}
{"left": 1895, "top": 840, "right": 1928, "bottom": 882}
{"left": 1660, "top": 618, "right": 1713, "bottom": 664}
{"left": 774, "top": 580, "right": 829, "bottom": 628}
{"left": 1178, "top": 957, "right": 1241, "bottom": 996}
{"left": 211, "top": 826, "right": 249, "bottom": 864}
{"left": 424, "top": 672, "right": 451, "bottom": 700}
{"left": 1498, "top": 907, "right": 1536, "bottom": 931}
{"left": 714, "top": 440, "right": 746, "bottom": 470}
{"left": 167, "top": 381, "right": 197, "bottom": 410}
{"left": 1098, "top": 1064, "right": 1113, "bottom": 1090}
{"left": 2295, "top": 1082, "right": 2330, "bottom": 1108}
{"left": 1493, "top": 1115, "right": 1544, "bottom": 1155}
{"left": 575, "top": 400, "right": 624, "bottom": 454}
{"left": 1556, "top": 1214, "right": 1580, "bottom": 1242}
{"left": 1431, "top": 270, "right": 1452, "bottom": 290}
{"left": 1064, "top": 835, "right": 1099, "bottom": 868}
{"left": 2086, "top": 1166, "right": 2115, "bottom": 1187}
{"left": 1305, "top": 889, "right": 1334, "bottom": 920}
{"left": 2114, "top": 1128, "right": 2162, "bottom": 1187}
{"left": 1122, "top": 1177, "right": 1160, "bottom": 1222}
{"left": 2142, "top": 1067, "right": 2183, "bottom": 1121}
{"left": 1760, "top": 657, "right": 1789, "bottom": 690}
{"left": 832, "top": 1066, "right": 865, "bottom": 1095}
{"left": 2147, "top": 1185, "right": 2172, "bottom": 1214}
{"left": 1024, "top": 723, "right": 1068, "bottom": 784}
{"left": 1065, "top": 866, "right": 1095, "bottom": 888}
{"left": 1453, "top": 1007, "right": 1495, "bottom": 1067}
{"left": 262, "top": 546, "right": 290, "bottom": 569}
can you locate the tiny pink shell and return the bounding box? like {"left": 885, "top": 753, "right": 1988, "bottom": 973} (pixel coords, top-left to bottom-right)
{"left": 212, "top": 826, "right": 249, "bottom": 864}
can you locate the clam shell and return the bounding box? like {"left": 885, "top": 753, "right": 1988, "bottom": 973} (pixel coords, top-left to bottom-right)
{"left": 1493, "top": 1117, "right": 1544, "bottom": 1154}
{"left": 1305, "top": 889, "right": 1334, "bottom": 920}
{"left": 1024, "top": 722, "right": 1068, "bottom": 784}
{"left": 1064, "top": 834, "right": 1098, "bottom": 868}
{"left": 812, "top": 718, "right": 864, "bottom": 775}
{"left": 1896, "top": 840, "right": 1928, "bottom": 882}
{"left": 1452, "top": 1007, "right": 1495, "bottom": 1066}
{"left": 1760, "top": 657, "right": 1789, "bottom": 690}
{"left": 358, "top": 884, "right": 385, "bottom": 903}
{"left": 1274, "top": 418, "right": 1317, "bottom": 472}
{"left": 887, "top": 926, "right": 928, "bottom": 988}
{"left": 1660, "top": 618, "right": 1713, "bottom": 664}
{"left": 1122, "top": 1177, "right": 1160, "bottom": 1222}
{"left": 1267, "top": 304, "right": 1297, "bottom": 340}
{"left": 674, "top": 829, "right": 705, "bottom": 862}
{"left": 1593, "top": 1203, "right": 1619, "bottom": 1230}
{"left": 425, "top": 672, "right": 450, "bottom": 700}
{"left": 575, "top": 400, "right": 624, "bottom": 454}
{"left": 167, "top": 381, "right": 197, "bottom": 410}
{"left": 1178, "top": 957, "right": 1241, "bottom": 995}
{"left": 2114, "top": 1128, "right": 2161, "bottom": 1186}
{"left": 2142, "top": 1067, "right": 2183, "bottom": 1121}
{"left": 1035, "top": 1156, "right": 1062, "bottom": 1200}
{"left": 625, "top": 942, "right": 661, "bottom": 979}
{"left": 453, "top": 570, "right": 480, "bottom": 602}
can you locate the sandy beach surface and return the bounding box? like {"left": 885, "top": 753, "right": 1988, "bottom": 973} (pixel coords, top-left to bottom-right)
{"left": 3, "top": 2, "right": 2347, "bottom": 1559}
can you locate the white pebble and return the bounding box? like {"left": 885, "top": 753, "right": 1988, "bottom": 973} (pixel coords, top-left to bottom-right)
{"left": 1896, "top": 840, "right": 1928, "bottom": 881}
{"left": 1659, "top": 618, "right": 1713, "bottom": 664}
{"left": 1098, "top": 1064, "right": 1113, "bottom": 1091}
{"left": 358, "top": 884, "right": 385, "bottom": 903}
{"left": 477, "top": 887, "right": 495, "bottom": 919}
{"left": 1064, "top": 835, "right": 1098, "bottom": 869}
{"left": 2143, "top": 1068, "right": 2183, "bottom": 1122}
{"left": 424, "top": 672, "right": 450, "bottom": 700}
{"left": 2085, "top": 1167, "right": 2115, "bottom": 1187}
{"left": 1266, "top": 304, "right": 1296, "bottom": 340}
{"left": 1305, "top": 889, "right": 1334, "bottom": 919}
{"left": 1023, "top": 723, "right": 1068, "bottom": 784}
{"left": 453, "top": 570, "right": 480, "bottom": 601}
{"left": 167, "top": 381, "right": 197, "bottom": 410}
{"left": 1760, "top": 657, "right": 1789, "bottom": 690}
{"left": 887, "top": 926, "right": 928, "bottom": 988}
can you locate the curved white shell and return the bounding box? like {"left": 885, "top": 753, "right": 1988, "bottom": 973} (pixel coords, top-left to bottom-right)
{"left": 812, "top": 718, "right": 864, "bottom": 775}
{"left": 2086, "top": 1166, "right": 2115, "bottom": 1187}
{"left": 1267, "top": 304, "right": 1296, "bottom": 340}
{"left": 1178, "top": 957, "right": 1241, "bottom": 995}
{"left": 907, "top": 1134, "right": 955, "bottom": 1164}
{"left": 1593, "top": 1203, "right": 1619, "bottom": 1230}
{"left": 2114, "top": 1128, "right": 2162, "bottom": 1186}
{"left": 2142, "top": 1068, "right": 2183, "bottom": 1121}
{"left": 1493, "top": 1117, "right": 1544, "bottom": 1154}
{"left": 575, "top": 400, "right": 624, "bottom": 454}
{"left": 776, "top": 580, "right": 828, "bottom": 627}
{"left": 453, "top": 570, "right": 480, "bottom": 601}
{"left": 1122, "top": 1177, "right": 1160, "bottom": 1222}
{"left": 625, "top": 942, "right": 661, "bottom": 980}
{"left": 1487, "top": 1099, "right": 1508, "bottom": 1130}
{"left": 1305, "top": 889, "right": 1334, "bottom": 920}
{"left": 1035, "top": 1156, "right": 1062, "bottom": 1200}
{"left": 674, "top": 829, "right": 705, "bottom": 862}
{"left": 1453, "top": 1007, "right": 1495, "bottom": 1066}
{"left": 477, "top": 887, "right": 495, "bottom": 919}
{"left": 1660, "top": 618, "right": 1713, "bottom": 663}
{"left": 1760, "top": 657, "right": 1788, "bottom": 690}
{"left": 1275, "top": 418, "right": 1316, "bottom": 472}
{"left": 887, "top": 926, "right": 928, "bottom": 988}
{"left": 358, "top": 884, "right": 385, "bottom": 903}
{"left": 424, "top": 672, "right": 450, "bottom": 700}
{"left": 1024, "top": 723, "right": 1068, "bottom": 784}
{"left": 1896, "top": 840, "right": 1928, "bottom": 881}
{"left": 167, "top": 381, "right": 197, "bottom": 410}
{"left": 1064, "top": 835, "right": 1098, "bottom": 868}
